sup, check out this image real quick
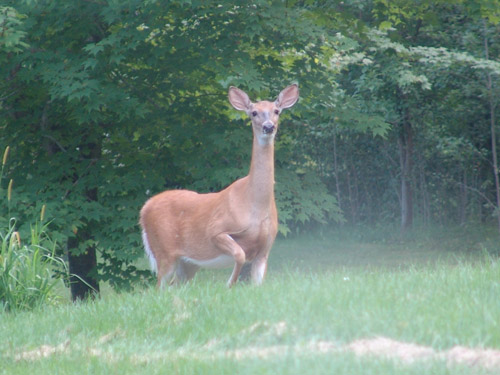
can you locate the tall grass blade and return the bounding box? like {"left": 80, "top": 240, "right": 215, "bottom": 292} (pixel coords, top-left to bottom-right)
{"left": 7, "top": 179, "right": 13, "bottom": 202}
{"left": 0, "top": 219, "right": 68, "bottom": 312}
{"left": 2, "top": 145, "right": 9, "bottom": 167}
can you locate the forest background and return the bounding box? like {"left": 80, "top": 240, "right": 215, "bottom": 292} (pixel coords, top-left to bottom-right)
{"left": 1, "top": 0, "right": 500, "bottom": 299}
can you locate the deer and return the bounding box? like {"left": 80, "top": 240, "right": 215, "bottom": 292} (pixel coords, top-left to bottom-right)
{"left": 139, "top": 84, "right": 299, "bottom": 288}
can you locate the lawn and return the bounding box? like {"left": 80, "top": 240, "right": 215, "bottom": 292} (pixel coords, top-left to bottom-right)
{"left": 1, "top": 226, "right": 500, "bottom": 374}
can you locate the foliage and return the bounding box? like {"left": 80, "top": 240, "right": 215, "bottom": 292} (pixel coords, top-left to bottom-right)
{"left": 1, "top": 0, "right": 500, "bottom": 292}
{"left": 0, "top": 6, "right": 28, "bottom": 55}
{"left": 1, "top": 0, "right": 349, "bottom": 290}
{"left": 0, "top": 219, "right": 68, "bottom": 312}
{"left": 276, "top": 169, "right": 342, "bottom": 236}
{"left": 308, "top": 0, "right": 500, "bottom": 227}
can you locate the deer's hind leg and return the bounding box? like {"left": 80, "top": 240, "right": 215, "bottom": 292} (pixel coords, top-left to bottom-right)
{"left": 156, "top": 258, "right": 177, "bottom": 289}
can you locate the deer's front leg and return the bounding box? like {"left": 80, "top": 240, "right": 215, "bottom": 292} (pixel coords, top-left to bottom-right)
{"left": 212, "top": 233, "right": 246, "bottom": 287}
{"left": 251, "top": 255, "right": 268, "bottom": 285}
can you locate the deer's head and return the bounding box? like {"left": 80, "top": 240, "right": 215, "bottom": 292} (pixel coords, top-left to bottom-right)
{"left": 228, "top": 85, "right": 299, "bottom": 145}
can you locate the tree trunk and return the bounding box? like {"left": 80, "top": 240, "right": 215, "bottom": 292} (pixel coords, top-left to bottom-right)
{"left": 67, "top": 137, "right": 101, "bottom": 301}
{"left": 483, "top": 26, "right": 500, "bottom": 234}
{"left": 459, "top": 170, "right": 468, "bottom": 225}
{"left": 418, "top": 158, "right": 430, "bottom": 226}
{"left": 398, "top": 109, "right": 414, "bottom": 232}
{"left": 68, "top": 230, "right": 100, "bottom": 301}
{"left": 332, "top": 123, "right": 343, "bottom": 215}
{"left": 346, "top": 158, "right": 358, "bottom": 224}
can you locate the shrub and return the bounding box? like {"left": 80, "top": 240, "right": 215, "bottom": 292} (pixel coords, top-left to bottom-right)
{"left": 0, "top": 219, "right": 68, "bottom": 312}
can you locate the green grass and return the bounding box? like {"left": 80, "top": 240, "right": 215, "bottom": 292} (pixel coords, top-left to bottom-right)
{"left": 1, "top": 227, "right": 500, "bottom": 374}
{"left": 0, "top": 220, "right": 68, "bottom": 312}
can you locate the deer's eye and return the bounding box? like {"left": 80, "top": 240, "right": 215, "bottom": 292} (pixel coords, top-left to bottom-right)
{"left": 252, "top": 111, "right": 258, "bottom": 117}
{"left": 274, "top": 109, "right": 280, "bottom": 115}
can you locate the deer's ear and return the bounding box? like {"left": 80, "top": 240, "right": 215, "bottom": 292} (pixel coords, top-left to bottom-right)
{"left": 275, "top": 84, "right": 299, "bottom": 110}
{"left": 228, "top": 87, "right": 252, "bottom": 111}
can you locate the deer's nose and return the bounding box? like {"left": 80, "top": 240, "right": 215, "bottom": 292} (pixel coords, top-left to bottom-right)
{"left": 262, "top": 122, "right": 275, "bottom": 134}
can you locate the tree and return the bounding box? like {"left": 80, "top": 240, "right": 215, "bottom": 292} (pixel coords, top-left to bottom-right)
{"left": 1, "top": 0, "right": 346, "bottom": 295}
{"left": 323, "top": 0, "right": 500, "bottom": 231}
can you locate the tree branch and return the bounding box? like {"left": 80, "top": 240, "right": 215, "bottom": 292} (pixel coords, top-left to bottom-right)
{"left": 456, "top": 182, "right": 496, "bottom": 209}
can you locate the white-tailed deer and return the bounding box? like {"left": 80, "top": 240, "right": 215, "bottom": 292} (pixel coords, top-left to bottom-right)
{"left": 140, "top": 84, "right": 299, "bottom": 287}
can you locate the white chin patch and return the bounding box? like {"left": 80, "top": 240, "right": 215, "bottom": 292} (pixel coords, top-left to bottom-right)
{"left": 257, "top": 133, "right": 275, "bottom": 145}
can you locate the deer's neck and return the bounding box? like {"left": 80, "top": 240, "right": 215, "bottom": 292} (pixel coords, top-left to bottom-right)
{"left": 247, "top": 137, "right": 275, "bottom": 210}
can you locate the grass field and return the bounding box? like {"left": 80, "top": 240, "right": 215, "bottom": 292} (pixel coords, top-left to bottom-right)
{"left": 1, "top": 226, "right": 500, "bottom": 374}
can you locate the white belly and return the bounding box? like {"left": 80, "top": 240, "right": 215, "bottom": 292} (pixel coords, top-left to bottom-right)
{"left": 180, "top": 254, "right": 234, "bottom": 269}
